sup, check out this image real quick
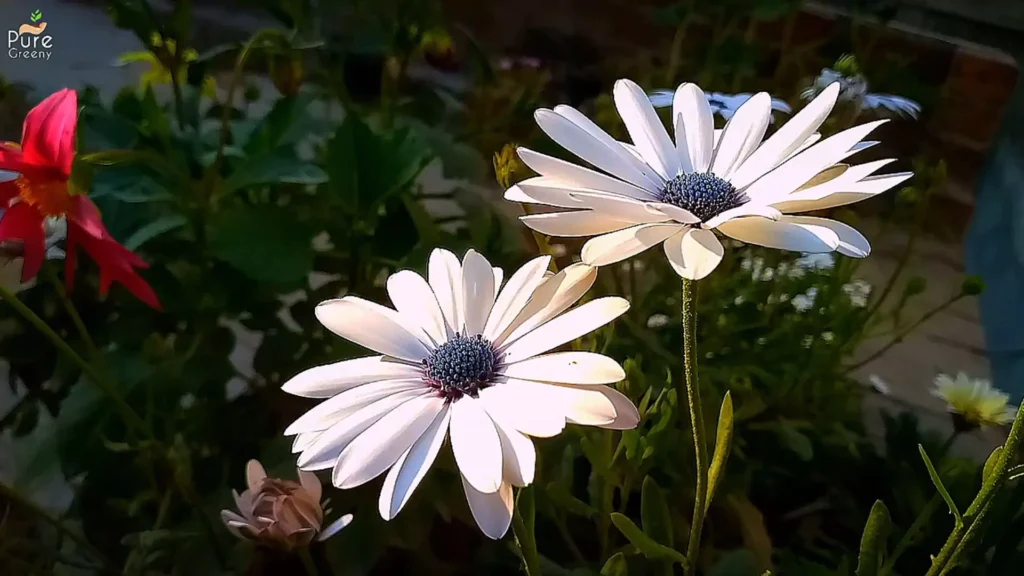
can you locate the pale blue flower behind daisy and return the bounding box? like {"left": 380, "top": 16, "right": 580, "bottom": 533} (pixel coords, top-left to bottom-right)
{"left": 650, "top": 90, "right": 793, "bottom": 123}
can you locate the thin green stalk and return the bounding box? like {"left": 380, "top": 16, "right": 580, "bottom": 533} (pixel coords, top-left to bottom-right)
{"left": 880, "top": 497, "right": 940, "bottom": 575}
{"left": 299, "top": 547, "right": 319, "bottom": 576}
{"left": 512, "top": 497, "right": 542, "bottom": 576}
{"left": 0, "top": 482, "right": 111, "bottom": 570}
{"left": 925, "top": 401, "right": 1024, "bottom": 575}
{"left": 43, "top": 266, "right": 97, "bottom": 358}
{"left": 844, "top": 294, "right": 964, "bottom": 373}
{"left": 0, "top": 284, "right": 150, "bottom": 438}
{"left": 681, "top": 279, "right": 707, "bottom": 572}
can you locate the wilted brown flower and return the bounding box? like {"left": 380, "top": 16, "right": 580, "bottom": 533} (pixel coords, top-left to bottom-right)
{"left": 220, "top": 460, "right": 352, "bottom": 551}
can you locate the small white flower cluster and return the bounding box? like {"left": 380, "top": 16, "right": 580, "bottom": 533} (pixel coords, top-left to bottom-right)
{"left": 842, "top": 280, "right": 871, "bottom": 308}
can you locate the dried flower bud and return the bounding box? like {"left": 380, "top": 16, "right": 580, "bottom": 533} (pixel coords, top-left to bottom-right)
{"left": 493, "top": 143, "right": 525, "bottom": 190}
{"left": 221, "top": 460, "right": 352, "bottom": 551}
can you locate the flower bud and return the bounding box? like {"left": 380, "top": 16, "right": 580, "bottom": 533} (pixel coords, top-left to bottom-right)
{"left": 961, "top": 275, "right": 985, "bottom": 296}
{"left": 221, "top": 460, "right": 353, "bottom": 551}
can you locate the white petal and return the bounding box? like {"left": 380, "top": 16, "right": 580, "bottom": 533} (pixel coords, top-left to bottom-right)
{"left": 285, "top": 379, "right": 426, "bottom": 435}
{"left": 298, "top": 470, "right": 323, "bottom": 502}
{"left": 703, "top": 204, "right": 781, "bottom": 229}
{"left": 520, "top": 211, "right": 636, "bottom": 237}
{"left": 317, "top": 514, "right": 354, "bottom": 541}
{"left": 388, "top": 271, "right": 447, "bottom": 346}
{"left": 711, "top": 93, "right": 772, "bottom": 178}
{"left": 770, "top": 160, "right": 909, "bottom": 211}
{"left": 730, "top": 83, "right": 840, "bottom": 189}
{"left": 742, "top": 120, "right": 888, "bottom": 203}
{"left": 493, "top": 267, "right": 503, "bottom": 294}
{"left": 502, "top": 351, "right": 625, "bottom": 384}
{"left": 493, "top": 419, "right": 536, "bottom": 486}
{"left": 450, "top": 396, "right": 503, "bottom": 493}
{"left": 536, "top": 108, "right": 663, "bottom": 192}
{"left": 282, "top": 356, "right": 421, "bottom": 398}
{"left": 297, "top": 390, "right": 425, "bottom": 470}
{"left": 316, "top": 297, "right": 430, "bottom": 362}
{"left": 784, "top": 216, "right": 871, "bottom": 257}
{"left": 246, "top": 460, "right": 267, "bottom": 488}
{"left": 484, "top": 256, "right": 551, "bottom": 341}
{"left": 673, "top": 83, "right": 713, "bottom": 172}
{"left": 567, "top": 191, "right": 674, "bottom": 224}
{"left": 297, "top": 391, "right": 428, "bottom": 471}
{"left": 293, "top": 432, "right": 322, "bottom": 453}
{"left": 774, "top": 171, "right": 913, "bottom": 212}
{"left": 378, "top": 405, "right": 451, "bottom": 520}
{"left": 717, "top": 217, "right": 840, "bottom": 253}
{"left": 591, "top": 386, "right": 641, "bottom": 430}
{"left": 332, "top": 395, "right": 445, "bottom": 489}
{"left": 504, "top": 380, "right": 617, "bottom": 426}
{"left": 663, "top": 228, "right": 724, "bottom": 280}
{"left": 501, "top": 297, "right": 630, "bottom": 363}
{"left": 512, "top": 177, "right": 598, "bottom": 208}
{"left": 645, "top": 203, "right": 701, "bottom": 224}
{"left": 517, "top": 148, "right": 657, "bottom": 200}
{"left": 581, "top": 223, "right": 682, "bottom": 266}
{"left": 613, "top": 79, "right": 680, "bottom": 180}
{"left": 460, "top": 250, "right": 495, "bottom": 336}
{"left": 428, "top": 248, "right": 462, "bottom": 336}
{"left": 499, "top": 264, "right": 598, "bottom": 348}
{"left": 479, "top": 384, "right": 567, "bottom": 437}
{"left": 504, "top": 183, "right": 536, "bottom": 203}
{"left": 462, "top": 477, "right": 513, "bottom": 540}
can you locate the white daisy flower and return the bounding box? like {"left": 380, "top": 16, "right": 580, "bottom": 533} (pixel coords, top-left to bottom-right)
{"left": 506, "top": 79, "right": 912, "bottom": 280}
{"left": 650, "top": 90, "right": 793, "bottom": 123}
{"left": 802, "top": 68, "right": 921, "bottom": 119}
{"left": 282, "top": 249, "right": 638, "bottom": 539}
{"left": 932, "top": 372, "right": 1016, "bottom": 429}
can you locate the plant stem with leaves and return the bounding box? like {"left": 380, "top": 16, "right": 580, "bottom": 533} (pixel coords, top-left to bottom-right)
{"left": 681, "top": 278, "right": 708, "bottom": 572}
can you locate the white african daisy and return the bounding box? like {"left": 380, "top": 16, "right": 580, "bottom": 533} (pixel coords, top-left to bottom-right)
{"left": 802, "top": 67, "right": 921, "bottom": 119}
{"left": 649, "top": 89, "right": 793, "bottom": 123}
{"left": 282, "top": 249, "right": 638, "bottom": 539}
{"left": 932, "top": 372, "right": 1016, "bottom": 429}
{"left": 506, "top": 79, "right": 913, "bottom": 280}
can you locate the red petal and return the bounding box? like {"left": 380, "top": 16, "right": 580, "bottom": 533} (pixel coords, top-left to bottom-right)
{"left": 0, "top": 202, "right": 46, "bottom": 281}
{"left": 0, "top": 142, "right": 33, "bottom": 174}
{"left": 0, "top": 180, "right": 21, "bottom": 205}
{"left": 66, "top": 202, "right": 161, "bottom": 310}
{"left": 21, "top": 89, "right": 78, "bottom": 177}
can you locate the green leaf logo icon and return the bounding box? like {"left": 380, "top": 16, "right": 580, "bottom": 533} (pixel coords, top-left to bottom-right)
{"left": 30, "top": 9, "right": 43, "bottom": 23}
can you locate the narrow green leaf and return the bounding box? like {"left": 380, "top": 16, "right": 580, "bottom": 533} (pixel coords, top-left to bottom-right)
{"left": 124, "top": 214, "right": 186, "bottom": 250}
{"left": 600, "top": 552, "right": 629, "bottom": 576}
{"left": 706, "top": 391, "right": 735, "bottom": 511}
{"left": 983, "top": 446, "right": 1004, "bottom": 482}
{"left": 855, "top": 500, "right": 891, "bottom": 576}
{"left": 513, "top": 487, "right": 542, "bottom": 576}
{"left": 610, "top": 513, "right": 688, "bottom": 568}
{"left": 545, "top": 483, "right": 597, "bottom": 518}
{"left": 640, "top": 476, "right": 673, "bottom": 546}
{"left": 918, "top": 444, "right": 962, "bottom": 525}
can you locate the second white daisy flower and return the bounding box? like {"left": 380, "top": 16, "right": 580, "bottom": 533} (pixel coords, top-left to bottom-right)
{"left": 506, "top": 79, "right": 913, "bottom": 280}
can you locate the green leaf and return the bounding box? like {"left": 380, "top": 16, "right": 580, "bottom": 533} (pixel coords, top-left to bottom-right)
{"left": 640, "top": 476, "right": 673, "bottom": 546}
{"left": 918, "top": 444, "right": 962, "bottom": 526}
{"left": 513, "top": 487, "right": 542, "bottom": 576}
{"left": 855, "top": 500, "right": 891, "bottom": 576}
{"left": 545, "top": 483, "right": 597, "bottom": 518}
{"left": 600, "top": 552, "right": 629, "bottom": 576}
{"left": 610, "top": 513, "right": 688, "bottom": 568}
{"left": 222, "top": 149, "right": 328, "bottom": 194}
{"left": 778, "top": 422, "right": 813, "bottom": 461}
{"left": 707, "top": 391, "right": 734, "bottom": 510}
{"left": 983, "top": 446, "right": 1004, "bottom": 482}
{"left": 209, "top": 205, "right": 314, "bottom": 285}
{"left": 125, "top": 214, "right": 187, "bottom": 250}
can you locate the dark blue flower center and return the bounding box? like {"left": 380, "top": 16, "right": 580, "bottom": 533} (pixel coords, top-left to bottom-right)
{"left": 423, "top": 334, "right": 498, "bottom": 400}
{"left": 659, "top": 172, "right": 746, "bottom": 222}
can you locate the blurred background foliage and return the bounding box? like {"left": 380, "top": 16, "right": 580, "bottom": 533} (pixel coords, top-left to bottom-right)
{"left": 0, "top": 0, "right": 1021, "bottom": 574}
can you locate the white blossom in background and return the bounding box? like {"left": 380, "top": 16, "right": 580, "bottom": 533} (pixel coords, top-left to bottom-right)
{"left": 650, "top": 90, "right": 793, "bottom": 123}
{"left": 801, "top": 55, "right": 921, "bottom": 120}
{"left": 842, "top": 279, "right": 872, "bottom": 308}
{"left": 0, "top": 211, "right": 67, "bottom": 294}
{"left": 932, "top": 373, "right": 1016, "bottom": 429}
{"left": 867, "top": 374, "right": 892, "bottom": 396}
{"left": 508, "top": 79, "right": 912, "bottom": 280}
{"left": 791, "top": 287, "right": 818, "bottom": 312}
{"left": 282, "top": 249, "right": 638, "bottom": 539}
{"left": 646, "top": 314, "right": 670, "bottom": 328}
{"left": 794, "top": 253, "right": 835, "bottom": 272}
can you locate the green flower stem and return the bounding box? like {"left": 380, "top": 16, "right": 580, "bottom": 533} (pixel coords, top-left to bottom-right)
{"left": 512, "top": 495, "right": 542, "bottom": 576}
{"left": 925, "top": 400, "right": 1024, "bottom": 575}
{"left": 681, "top": 278, "right": 708, "bottom": 572}
{"left": 43, "top": 266, "right": 97, "bottom": 358}
{"left": 0, "top": 481, "right": 111, "bottom": 570}
{"left": 298, "top": 547, "right": 319, "bottom": 576}
{"left": 0, "top": 283, "right": 150, "bottom": 439}
{"left": 844, "top": 294, "right": 964, "bottom": 374}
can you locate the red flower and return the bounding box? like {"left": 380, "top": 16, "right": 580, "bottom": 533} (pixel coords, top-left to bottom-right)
{"left": 0, "top": 89, "right": 160, "bottom": 309}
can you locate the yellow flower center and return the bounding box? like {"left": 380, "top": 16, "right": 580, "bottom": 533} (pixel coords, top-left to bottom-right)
{"left": 15, "top": 173, "right": 72, "bottom": 217}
